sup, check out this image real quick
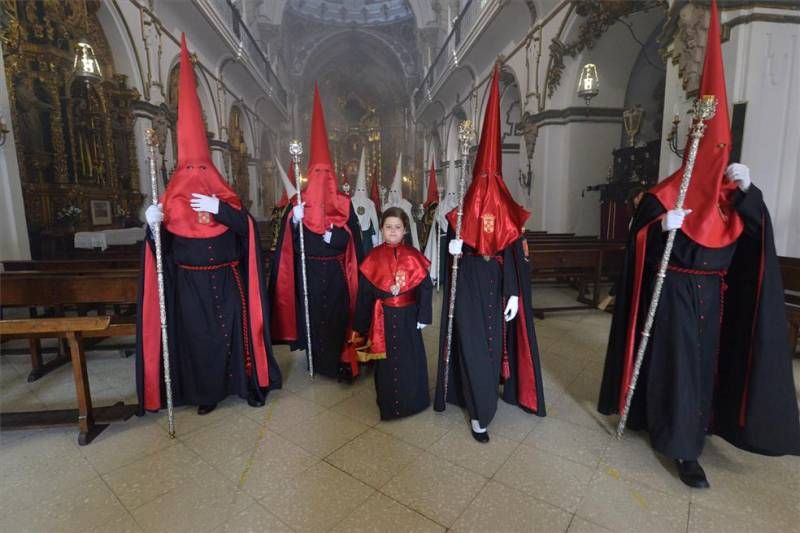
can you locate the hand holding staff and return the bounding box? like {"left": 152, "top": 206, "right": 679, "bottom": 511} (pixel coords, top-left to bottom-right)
{"left": 145, "top": 128, "right": 176, "bottom": 438}
{"left": 441, "top": 120, "right": 473, "bottom": 406}
{"left": 616, "top": 95, "right": 718, "bottom": 439}
{"left": 289, "top": 140, "right": 314, "bottom": 378}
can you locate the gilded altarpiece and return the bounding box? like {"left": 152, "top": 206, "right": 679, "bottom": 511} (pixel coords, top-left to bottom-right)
{"left": 2, "top": 0, "right": 141, "bottom": 258}
{"left": 228, "top": 106, "right": 250, "bottom": 209}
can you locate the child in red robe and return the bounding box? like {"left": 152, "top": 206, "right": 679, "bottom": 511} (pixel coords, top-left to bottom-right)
{"left": 354, "top": 207, "right": 433, "bottom": 420}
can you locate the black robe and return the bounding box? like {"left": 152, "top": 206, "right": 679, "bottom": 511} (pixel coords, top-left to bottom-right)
{"left": 360, "top": 221, "right": 377, "bottom": 256}
{"left": 354, "top": 271, "right": 433, "bottom": 420}
{"left": 269, "top": 206, "right": 364, "bottom": 379}
{"left": 434, "top": 232, "right": 546, "bottom": 427}
{"left": 598, "top": 187, "right": 800, "bottom": 459}
{"left": 136, "top": 202, "right": 282, "bottom": 412}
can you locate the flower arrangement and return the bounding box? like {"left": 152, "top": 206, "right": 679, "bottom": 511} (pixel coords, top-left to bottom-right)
{"left": 115, "top": 205, "right": 131, "bottom": 219}
{"left": 56, "top": 205, "right": 82, "bottom": 223}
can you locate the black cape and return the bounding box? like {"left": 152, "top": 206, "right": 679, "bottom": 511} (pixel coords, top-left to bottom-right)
{"left": 268, "top": 205, "right": 364, "bottom": 379}
{"left": 598, "top": 187, "right": 800, "bottom": 458}
{"left": 434, "top": 231, "right": 546, "bottom": 427}
{"left": 135, "top": 202, "right": 282, "bottom": 413}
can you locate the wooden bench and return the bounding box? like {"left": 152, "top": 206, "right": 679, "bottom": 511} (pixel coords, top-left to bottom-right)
{"left": 778, "top": 256, "right": 800, "bottom": 356}
{"left": 0, "top": 316, "right": 137, "bottom": 445}
{"left": 1, "top": 269, "right": 140, "bottom": 381}
{"left": 527, "top": 239, "right": 625, "bottom": 317}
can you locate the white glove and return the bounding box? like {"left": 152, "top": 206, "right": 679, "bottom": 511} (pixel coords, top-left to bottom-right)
{"left": 448, "top": 239, "right": 463, "bottom": 256}
{"left": 416, "top": 322, "right": 428, "bottom": 330}
{"left": 725, "top": 163, "right": 751, "bottom": 192}
{"left": 504, "top": 296, "right": 519, "bottom": 322}
{"left": 661, "top": 208, "right": 692, "bottom": 232}
{"left": 145, "top": 203, "right": 163, "bottom": 227}
{"left": 190, "top": 193, "right": 219, "bottom": 214}
{"left": 372, "top": 235, "right": 379, "bottom": 246}
{"left": 292, "top": 202, "right": 305, "bottom": 224}
{"left": 323, "top": 225, "right": 333, "bottom": 244}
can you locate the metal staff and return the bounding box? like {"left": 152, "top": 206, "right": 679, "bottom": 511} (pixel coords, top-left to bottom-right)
{"left": 289, "top": 140, "right": 314, "bottom": 378}
{"left": 616, "top": 95, "right": 718, "bottom": 439}
{"left": 441, "top": 120, "right": 473, "bottom": 405}
{"left": 145, "top": 128, "right": 176, "bottom": 438}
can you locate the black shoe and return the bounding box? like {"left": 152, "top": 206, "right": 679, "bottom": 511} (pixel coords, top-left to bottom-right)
{"left": 197, "top": 404, "right": 217, "bottom": 415}
{"left": 247, "top": 396, "right": 265, "bottom": 408}
{"left": 675, "top": 459, "right": 710, "bottom": 489}
{"left": 471, "top": 429, "right": 490, "bottom": 443}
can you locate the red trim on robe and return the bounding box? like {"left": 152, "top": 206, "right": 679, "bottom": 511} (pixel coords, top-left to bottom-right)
{"left": 270, "top": 215, "right": 298, "bottom": 342}
{"left": 142, "top": 240, "right": 162, "bottom": 411}
{"left": 247, "top": 216, "right": 269, "bottom": 387}
{"left": 338, "top": 223, "right": 361, "bottom": 377}
{"left": 512, "top": 245, "right": 538, "bottom": 412}
{"left": 738, "top": 212, "right": 766, "bottom": 427}
{"left": 618, "top": 216, "right": 662, "bottom": 413}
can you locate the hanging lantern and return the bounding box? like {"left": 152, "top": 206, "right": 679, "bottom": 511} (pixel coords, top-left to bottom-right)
{"left": 73, "top": 40, "right": 102, "bottom": 81}
{"left": 577, "top": 63, "right": 599, "bottom": 105}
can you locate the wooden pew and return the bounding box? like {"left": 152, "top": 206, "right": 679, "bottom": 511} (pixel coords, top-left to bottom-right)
{"left": 3, "top": 258, "right": 139, "bottom": 271}
{"left": 1, "top": 269, "right": 139, "bottom": 381}
{"left": 0, "top": 316, "right": 137, "bottom": 445}
{"left": 778, "top": 256, "right": 800, "bottom": 356}
{"left": 527, "top": 239, "right": 625, "bottom": 317}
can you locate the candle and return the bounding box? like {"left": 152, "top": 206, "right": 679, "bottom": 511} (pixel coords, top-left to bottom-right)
{"left": 673, "top": 103, "right": 680, "bottom": 117}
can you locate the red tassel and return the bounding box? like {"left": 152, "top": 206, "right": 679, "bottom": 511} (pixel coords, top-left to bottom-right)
{"left": 501, "top": 355, "right": 510, "bottom": 381}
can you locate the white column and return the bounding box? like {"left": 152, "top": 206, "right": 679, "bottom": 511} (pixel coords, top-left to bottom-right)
{"left": 0, "top": 51, "right": 31, "bottom": 260}
{"left": 726, "top": 19, "right": 800, "bottom": 257}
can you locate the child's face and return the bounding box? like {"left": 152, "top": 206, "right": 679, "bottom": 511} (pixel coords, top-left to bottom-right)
{"left": 381, "top": 216, "right": 405, "bottom": 245}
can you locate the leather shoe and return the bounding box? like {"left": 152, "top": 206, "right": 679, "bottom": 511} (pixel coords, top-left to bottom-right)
{"left": 471, "top": 429, "right": 490, "bottom": 443}
{"left": 675, "top": 459, "right": 710, "bottom": 489}
{"left": 197, "top": 404, "right": 217, "bottom": 415}
{"left": 247, "top": 396, "right": 265, "bottom": 408}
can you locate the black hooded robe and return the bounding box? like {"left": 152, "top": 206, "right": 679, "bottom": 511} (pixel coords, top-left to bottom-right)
{"left": 135, "top": 202, "right": 282, "bottom": 412}
{"left": 598, "top": 186, "right": 800, "bottom": 459}
{"left": 269, "top": 206, "right": 364, "bottom": 379}
{"left": 434, "top": 232, "right": 546, "bottom": 427}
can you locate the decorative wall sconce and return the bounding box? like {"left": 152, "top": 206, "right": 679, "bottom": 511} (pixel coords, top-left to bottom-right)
{"left": 622, "top": 105, "right": 644, "bottom": 147}
{"left": 666, "top": 109, "right": 685, "bottom": 159}
{"left": 73, "top": 40, "right": 102, "bottom": 81}
{"left": 0, "top": 114, "right": 9, "bottom": 147}
{"left": 577, "top": 63, "right": 599, "bottom": 105}
{"left": 518, "top": 161, "right": 533, "bottom": 195}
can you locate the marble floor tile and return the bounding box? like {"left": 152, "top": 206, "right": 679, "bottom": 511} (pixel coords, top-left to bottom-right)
{"left": 428, "top": 423, "right": 518, "bottom": 478}
{"left": 325, "top": 428, "right": 422, "bottom": 489}
{"left": 259, "top": 461, "right": 374, "bottom": 532}
{"left": 331, "top": 492, "right": 445, "bottom": 532}
{"left": 451, "top": 481, "right": 572, "bottom": 533}
{"left": 381, "top": 452, "right": 486, "bottom": 527}
{"left": 494, "top": 445, "right": 595, "bottom": 513}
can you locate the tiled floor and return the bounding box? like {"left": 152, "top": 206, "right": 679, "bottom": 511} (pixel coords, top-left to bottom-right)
{"left": 1, "top": 288, "right": 798, "bottom": 532}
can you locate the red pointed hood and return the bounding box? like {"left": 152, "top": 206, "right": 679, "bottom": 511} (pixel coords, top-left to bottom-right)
{"left": 424, "top": 157, "right": 439, "bottom": 207}
{"left": 370, "top": 168, "right": 381, "bottom": 213}
{"left": 447, "top": 65, "right": 529, "bottom": 255}
{"left": 650, "top": 0, "right": 742, "bottom": 248}
{"left": 161, "top": 34, "right": 241, "bottom": 238}
{"left": 302, "top": 84, "right": 351, "bottom": 233}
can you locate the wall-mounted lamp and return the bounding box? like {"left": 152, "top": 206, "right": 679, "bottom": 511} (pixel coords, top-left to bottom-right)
{"left": 0, "top": 114, "right": 9, "bottom": 147}
{"left": 577, "top": 63, "right": 599, "bottom": 105}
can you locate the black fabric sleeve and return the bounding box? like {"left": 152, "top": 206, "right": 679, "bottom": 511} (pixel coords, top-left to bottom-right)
{"left": 327, "top": 225, "right": 351, "bottom": 251}
{"left": 416, "top": 276, "right": 433, "bottom": 324}
{"left": 354, "top": 275, "right": 376, "bottom": 334}
{"left": 502, "top": 241, "right": 520, "bottom": 297}
{"left": 732, "top": 185, "right": 765, "bottom": 239}
{"left": 215, "top": 201, "right": 249, "bottom": 236}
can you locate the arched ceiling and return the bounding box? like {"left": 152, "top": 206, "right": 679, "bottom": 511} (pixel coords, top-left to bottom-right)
{"left": 287, "top": 0, "right": 413, "bottom": 26}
